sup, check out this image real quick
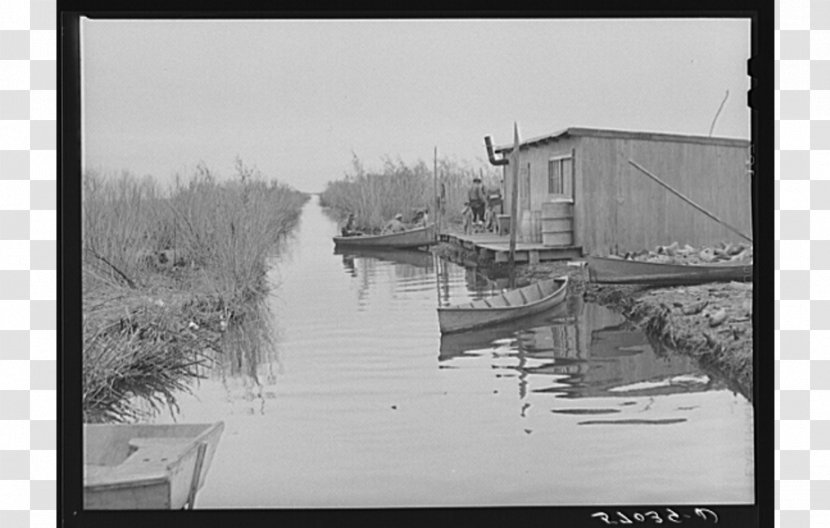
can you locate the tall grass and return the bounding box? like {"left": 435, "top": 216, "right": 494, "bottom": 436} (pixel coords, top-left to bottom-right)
{"left": 82, "top": 160, "right": 308, "bottom": 422}
{"left": 320, "top": 154, "right": 501, "bottom": 231}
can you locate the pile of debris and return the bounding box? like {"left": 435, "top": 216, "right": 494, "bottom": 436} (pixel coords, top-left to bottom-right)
{"left": 619, "top": 241, "right": 753, "bottom": 266}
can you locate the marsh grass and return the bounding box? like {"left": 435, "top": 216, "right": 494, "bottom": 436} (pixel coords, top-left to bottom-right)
{"left": 320, "top": 155, "right": 500, "bottom": 231}
{"left": 82, "top": 160, "right": 307, "bottom": 422}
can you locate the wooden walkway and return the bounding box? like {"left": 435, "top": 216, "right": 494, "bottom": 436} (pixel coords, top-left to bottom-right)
{"left": 439, "top": 231, "right": 582, "bottom": 263}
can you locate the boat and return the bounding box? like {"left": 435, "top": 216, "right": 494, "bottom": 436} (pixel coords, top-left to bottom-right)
{"left": 332, "top": 223, "right": 436, "bottom": 249}
{"left": 84, "top": 422, "right": 224, "bottom": 510}
{"left": 585, "top": 256, "right": 753, "bottom": 286}
{"left": 439, "top": 305, "right": 573, "bottom": 361}
{"left": 334, "top": 246, "right": 434, "bottom": 268}
{"left": 437, "top": 276, "right": 569, "bottom": 334}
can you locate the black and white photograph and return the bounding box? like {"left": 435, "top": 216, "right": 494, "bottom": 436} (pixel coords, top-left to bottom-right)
{"left": 68, "top": 13, "right": 768, "bottom": 521}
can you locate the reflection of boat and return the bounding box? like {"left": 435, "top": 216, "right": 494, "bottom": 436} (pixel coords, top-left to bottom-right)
{"left": 332, "top": 224, "right": 436, "bottom": 249}
{"left": 333, "top": 246, "right": 434, "bottom": 268}
{"left": 439, "top": 306, "right": 573, "bottom": 361}
{"left": 586, "top": 256, "right": 752, "bottom": 286}
{"left": 84, "top": 422, "right": 224, "bottom": 509}
{"left": 437, "top": 277, "right": 568, "bottom": 334}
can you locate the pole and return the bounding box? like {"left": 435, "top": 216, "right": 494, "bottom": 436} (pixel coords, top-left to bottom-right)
{"left": 434, "top": 146, "right": 439, "bottom": 240}
{"left": 628, "top": 159, "right": 753, "bottom": 242}
{"left": 508, "top": 123, "right": 520, "bottom": 284}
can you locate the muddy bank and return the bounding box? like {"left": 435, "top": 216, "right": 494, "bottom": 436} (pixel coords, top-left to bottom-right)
{"left": 434, "top": 242, "right": 753, "bottom": 401}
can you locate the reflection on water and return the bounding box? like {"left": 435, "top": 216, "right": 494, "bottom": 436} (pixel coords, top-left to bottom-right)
{"left": 154, "top": 196, "right": 754, "bottom": 508}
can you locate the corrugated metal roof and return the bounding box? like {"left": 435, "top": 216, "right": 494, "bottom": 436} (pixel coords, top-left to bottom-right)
{"left": 494, "top": 127, "right": 751, "bottom": 152}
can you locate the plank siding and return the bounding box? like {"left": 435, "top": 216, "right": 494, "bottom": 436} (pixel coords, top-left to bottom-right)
{"left": 502, "top": 136, "right": 581, "bottom": 215}
{"left": 502, "top": 131, "right": 750, "bottom": 257}
{"left": 578, "top": 136, "right": 751, "bottom": 255}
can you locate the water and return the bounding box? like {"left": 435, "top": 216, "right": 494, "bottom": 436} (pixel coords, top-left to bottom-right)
{"left": 156, "top": 196, "right": 754, "bottom": 507}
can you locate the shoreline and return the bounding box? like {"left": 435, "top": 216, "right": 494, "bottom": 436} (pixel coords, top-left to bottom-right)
{"left": 433, "top": 242, "right": 754, "bottom": 401}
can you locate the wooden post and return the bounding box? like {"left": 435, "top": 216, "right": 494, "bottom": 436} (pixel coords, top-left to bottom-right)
{"left": 509, "top": 123, "right": 520, "bottom": 284}
{"left": 628, "top": 159, "right": 753, "bottom": 242}
{"left": 434, "top": 146, "right": 438, "bottom": 240}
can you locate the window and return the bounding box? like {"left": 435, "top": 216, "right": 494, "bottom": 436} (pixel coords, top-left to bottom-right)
{"left": 548, "top": 155, "right": 573, "bottom": 196}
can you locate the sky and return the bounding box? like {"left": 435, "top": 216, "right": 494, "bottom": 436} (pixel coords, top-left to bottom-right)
{"left": 81, "top": 18, "right": 750, "bottom": 193}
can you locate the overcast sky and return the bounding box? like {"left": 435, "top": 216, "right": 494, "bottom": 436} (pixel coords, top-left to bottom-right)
{"left": 81, "top": 18, "right": 750, "bottom": 193}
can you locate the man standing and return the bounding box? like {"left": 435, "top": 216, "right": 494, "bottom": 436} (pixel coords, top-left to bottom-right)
{"left": 467, "top": 177, "right": 486, "bottom": 226}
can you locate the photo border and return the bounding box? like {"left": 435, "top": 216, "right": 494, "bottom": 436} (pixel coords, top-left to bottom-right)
{"left": 58, "top": 2, "right": 774, "bottom": 527}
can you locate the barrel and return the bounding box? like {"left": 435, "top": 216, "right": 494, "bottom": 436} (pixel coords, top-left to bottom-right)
{"left": 541, "top": 199, "right": 574, "bottom": 247}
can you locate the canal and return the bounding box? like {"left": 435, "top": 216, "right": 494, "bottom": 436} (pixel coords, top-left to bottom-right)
{"left": 154, "top": 196, "right": 754, "bottom": 507}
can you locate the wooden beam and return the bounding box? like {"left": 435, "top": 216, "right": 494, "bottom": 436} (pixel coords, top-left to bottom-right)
{"left": 628, "top": 159, "right": 753, "bottom": 243}
{"left": 509, "top": 123, "right": 521, "bottom": 282}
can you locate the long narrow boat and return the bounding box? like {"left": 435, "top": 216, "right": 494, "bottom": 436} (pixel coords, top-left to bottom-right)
{"left": 84, "top": 422, "right": 224, "bottom": 510}
{"left": 439, "top": 306, "right": 573, "bottom": 361}
{"left": 437, "top": 277, "right": 569, "bottom": 334}
{"left": 586, "top": 256, "right": 753, "bottom": 286}
{"left": 332, "top": 223, "right": 436, "bottom": 249}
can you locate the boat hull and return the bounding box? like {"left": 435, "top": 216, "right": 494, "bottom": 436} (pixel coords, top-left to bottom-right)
{"left": 333, "top": 246, "right": 434, "bottom": 268}
{"left": 84, "top": 422, "right": 224, "bottom": 510}
{"left": 333, "top": 223, "right": 436, "bottom": 249}
{"left": 586, "top": 256, "right": 753, "bottom": 286}
{"left": 438, "top": 277, "right": 568, "bottom": 334}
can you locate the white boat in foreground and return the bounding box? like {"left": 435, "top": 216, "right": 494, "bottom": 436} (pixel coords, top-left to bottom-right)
{"left": 437, "top": 277, "right": 569, "bottom": 334}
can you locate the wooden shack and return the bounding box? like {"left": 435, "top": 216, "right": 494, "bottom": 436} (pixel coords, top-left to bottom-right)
{"left": 495, "top": 127, "right": 752, "bottom": 256}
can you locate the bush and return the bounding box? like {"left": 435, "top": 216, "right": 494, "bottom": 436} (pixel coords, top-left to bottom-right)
{"left": 320, "top": 154, "right": 501, "bottom": 231}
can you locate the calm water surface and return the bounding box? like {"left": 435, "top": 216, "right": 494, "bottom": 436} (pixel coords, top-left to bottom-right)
{"left": 157, "top": 196, "right": 754, "bottom": 508}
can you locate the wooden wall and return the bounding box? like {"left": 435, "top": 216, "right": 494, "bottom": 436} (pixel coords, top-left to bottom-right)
{"left": 577, "top": 135, "right": 752, "bottom": 256}
{"left": 502, "top": 135, "right": 580, "bottom": 214}
{"left": 502, "top": 133, "right": 752, "bottom": 256}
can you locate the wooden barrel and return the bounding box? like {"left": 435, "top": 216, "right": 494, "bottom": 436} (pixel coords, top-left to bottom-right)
{"left": 541, "top": 199, "right": 574, "bottom": 247}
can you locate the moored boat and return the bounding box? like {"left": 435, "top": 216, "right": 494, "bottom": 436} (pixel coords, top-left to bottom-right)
{"left": 332, "top": 223, "right": 436, "bottom": 249}
{"left": 437, "top": 277, "right": 569, "bottom": 334}
{"left": 84, "top": 422, "right": 224, "bottom": 510}
{"left": 586, "top": 256, "right": 753, "bottom": 286}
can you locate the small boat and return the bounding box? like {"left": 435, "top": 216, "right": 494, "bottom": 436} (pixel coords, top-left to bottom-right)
{"left": 84, "top": 422, "right": 224, "bottom": 510}
{"left": 586, "top": 256, "right": 753, "bottom": 286}
{"left": 332, "top": 223, "right": 436, "bottom": 249}
{"left": 437, "top": 277, "right": 569, "bottom": 334}
{"left": 439, "top": 306, "right": 573, "bottom": 361}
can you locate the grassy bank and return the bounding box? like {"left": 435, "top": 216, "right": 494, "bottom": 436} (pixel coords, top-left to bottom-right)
{"left": 320, "top": 155, "right": 501, "bottom": 231}
{"left": 82, "top": 161, "right": 308, "bottom": 422}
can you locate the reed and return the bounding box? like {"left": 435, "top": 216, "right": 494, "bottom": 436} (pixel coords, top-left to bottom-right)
{"left": 82, "top": 160, "right": 308, "bottom": 422}
{"left": 320, "top": 154, "right": 501, "bottom": 231}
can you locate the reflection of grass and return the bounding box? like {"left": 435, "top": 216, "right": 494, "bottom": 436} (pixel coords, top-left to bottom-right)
{"left": 82, "top": 160, "right": 307, "bottom": 422}
{"left": 319, "top": 154, "right": 501, "bottom": 231}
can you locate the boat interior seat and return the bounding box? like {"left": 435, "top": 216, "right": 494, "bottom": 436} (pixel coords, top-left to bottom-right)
{"left": 503, "top": 290, "right": 525, "bottom": 306}
{"left": 487, "top": 296, "right": 509, "bottom": 308}
{"left": 121, "top": 438, "right": 194, "bottom": 468}
{"left": 523, "top": 286, "right": 542, "bottom": 303}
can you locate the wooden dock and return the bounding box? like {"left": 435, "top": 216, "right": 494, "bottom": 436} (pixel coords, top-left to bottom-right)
{"left": 439, "top": 231, "right": 582, "bottom": 263}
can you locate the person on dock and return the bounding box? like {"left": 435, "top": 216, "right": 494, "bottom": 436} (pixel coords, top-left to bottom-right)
{"left": 382, "top": 213, "right": 406, "bottom": 234}
{"left": 467, "top": 177, "right": 486, "bottom": 226}
{"left": 341, "top": 213, "right": 361, "bottom": 237}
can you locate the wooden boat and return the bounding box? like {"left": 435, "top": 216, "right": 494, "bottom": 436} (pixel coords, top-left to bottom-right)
{"left": 332, "top": 223, "right": 436, "bottom": 249}
{"left": 585, "top": 256, "right": 753, "bottom": 286}
{"left": 84, "top": 422, "right": 224, "bottom": 510}
{"left": 437, "top": 277, "right": 569, "bottom": 334}
{"left": 334, "top": 246, "right": 434, "bottom": 268}
{"left": 439, "top": 305, "right": 573, "bottom": 361}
